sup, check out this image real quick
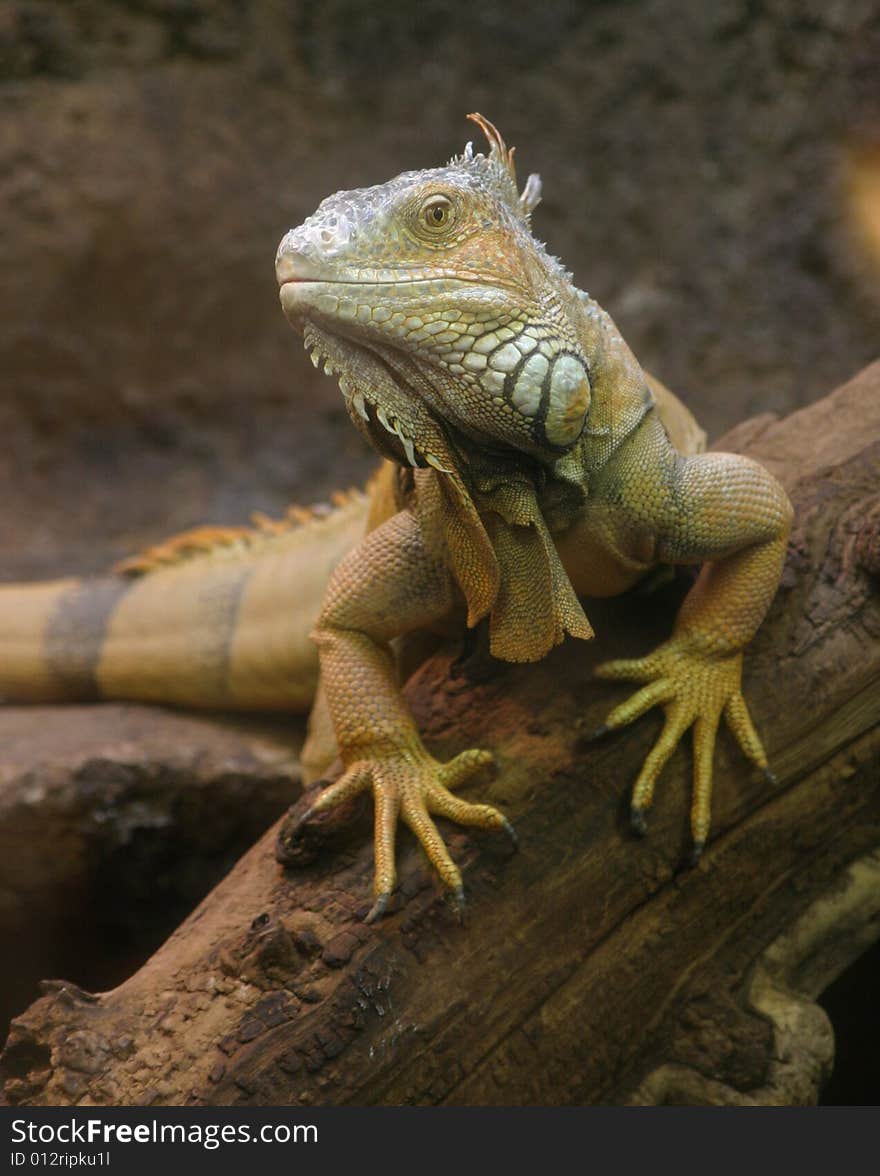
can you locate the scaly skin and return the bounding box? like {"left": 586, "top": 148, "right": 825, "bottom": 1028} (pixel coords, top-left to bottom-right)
{"left": 276, "top": 114, "right": 792, "bottom": 918}
{"left": 0, "top": 489, "right": 372, "bottom": 710}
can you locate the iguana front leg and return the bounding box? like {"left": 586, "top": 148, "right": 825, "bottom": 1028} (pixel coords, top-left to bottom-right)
{"left": 590, "top": 425, "right": 793, "bottom": 857}
{"left": 308, "top": 508, "right": 512, "bottom": 921}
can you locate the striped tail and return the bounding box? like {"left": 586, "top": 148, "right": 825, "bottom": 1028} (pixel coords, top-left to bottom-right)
{"left": 0, "top": 488, "right": 374, "bottom": 711}
{"left": 0, "top": 577, "right": 97, "bottom": 703}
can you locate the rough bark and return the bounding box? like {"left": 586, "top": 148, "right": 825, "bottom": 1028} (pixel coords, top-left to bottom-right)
{"left": 2, "top": 363, "right": 880, "bottom": 1107}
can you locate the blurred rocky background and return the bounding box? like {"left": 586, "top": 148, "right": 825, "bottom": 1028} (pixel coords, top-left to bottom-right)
{"left": 1, "top": 0, "right": 879, "bottom": 581}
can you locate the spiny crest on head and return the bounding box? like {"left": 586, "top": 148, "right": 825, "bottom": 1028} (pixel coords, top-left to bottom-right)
{"left": 451, "top": 113, "right": 542, "bottom": 222}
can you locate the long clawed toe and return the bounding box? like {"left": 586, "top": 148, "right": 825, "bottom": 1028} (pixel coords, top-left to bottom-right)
{"left": 592, "top": 645, "right": 774, "bottom": 865}
{"left": 687, "top": 839, "right": 706, "bottom": 868}
{"left": 630, "top": 804, "right": 649, "bottom": 837}
{"left": 500, "top": 816, "right": 519, "bottom": 849}
{"left": 303, "top": 744, "right": 509, "bottom": 924}
{"left": 448, "top": 885, "right": 467, "bottom": 923}
{"left": 364, "top": 892, "right": 393, "bottom": 924}
{"left": 582, "top": 723, "right": 610, "bottom": 744}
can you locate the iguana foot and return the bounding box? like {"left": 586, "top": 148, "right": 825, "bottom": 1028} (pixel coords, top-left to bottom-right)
{"left": 305, "top": 746, "right": 512, "bottom": 921}
{"left": 591, "top": 642, "right": 771, "bottom": 852}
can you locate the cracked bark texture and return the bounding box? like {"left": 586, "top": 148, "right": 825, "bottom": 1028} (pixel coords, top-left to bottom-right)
{"left": 2, "top": 362, "right": 879, "bottom": 1106}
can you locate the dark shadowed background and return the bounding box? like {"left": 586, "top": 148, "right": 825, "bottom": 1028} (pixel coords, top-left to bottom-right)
{"left": 1, "top": 0, "right": 879, "bottom": 1101}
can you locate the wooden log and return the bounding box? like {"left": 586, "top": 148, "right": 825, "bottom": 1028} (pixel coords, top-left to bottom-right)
{"left": 2, "top": 362, "right": 880, "bottom": 1107}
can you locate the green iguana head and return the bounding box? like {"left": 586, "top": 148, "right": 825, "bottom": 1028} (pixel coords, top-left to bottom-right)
{"left": 277, "top": 114, "right": 591, "bottom": 469}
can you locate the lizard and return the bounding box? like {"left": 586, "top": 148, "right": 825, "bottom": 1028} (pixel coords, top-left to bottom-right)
{"left": 0, "top": 115, "right": 791, "bottom": 923}
{"left": 273, "top": 113, "right": 792, "bottom": 921}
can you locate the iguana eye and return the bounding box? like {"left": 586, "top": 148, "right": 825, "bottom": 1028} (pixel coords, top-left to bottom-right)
{"left": 420, "top": 195, "right": 454, "bottom": 232}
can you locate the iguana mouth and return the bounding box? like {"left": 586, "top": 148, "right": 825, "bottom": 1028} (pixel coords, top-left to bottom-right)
{"left": 276, "top": 240, "right": 514, "bottom": 294}
{"left": 279, "top": 275, "right": 490, "bottom": 287}
{"left": 278, "top": 275, "right": 501, "bottom": 328}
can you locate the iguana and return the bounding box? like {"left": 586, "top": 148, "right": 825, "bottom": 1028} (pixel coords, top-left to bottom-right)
{"left": 0, "top": 116, "right": 791, "bottom": 922}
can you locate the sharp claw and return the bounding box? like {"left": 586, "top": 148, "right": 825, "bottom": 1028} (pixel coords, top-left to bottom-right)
{"left": 762, "top": 767, "right": 778, "bottom": 787}
{"left": 688, "top": 839, "right": 705, "bottom": 867}
{"left": 631, "top": 805, "right": 648, "bottom": 836}
{"left": 449, "top": 885, "right": 467, "bottom": 923}
{"left": 584, "top": 724, "right": 610, "bottom": 743}
{"left": 501, "top": 817, "right": 519, "bottom": 849}
{"left": 364, "top": 892, "right": 391, "bottom": 924}
{"left": 275, "top": 799, "right": 347, "bottom": 870}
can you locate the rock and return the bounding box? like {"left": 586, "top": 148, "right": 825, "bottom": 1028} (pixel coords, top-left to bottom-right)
{"left": 0, "top": 701, "right": 302, "bottom": 1031}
